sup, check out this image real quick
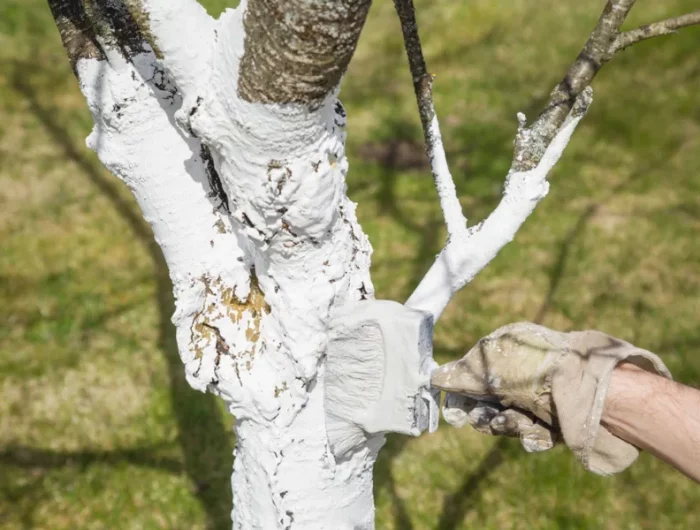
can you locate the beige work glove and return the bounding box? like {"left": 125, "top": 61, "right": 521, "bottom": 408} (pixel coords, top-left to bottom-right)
{"left": 431, "top": 322, "right": 672, "bottom": 476}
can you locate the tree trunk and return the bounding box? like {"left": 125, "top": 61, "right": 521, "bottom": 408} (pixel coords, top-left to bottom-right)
{"left": 232, "top": 391, "right": 379, "bottom": 528}
{"left": 49, "top": 1, "right": 387, "bottom": 527}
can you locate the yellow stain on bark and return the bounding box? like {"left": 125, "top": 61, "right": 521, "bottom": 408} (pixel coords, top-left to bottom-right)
{"left": 190, "top": 272, "right": 271, "bottom": 368}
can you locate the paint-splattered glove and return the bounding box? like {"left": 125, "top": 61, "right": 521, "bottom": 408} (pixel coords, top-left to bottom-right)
{"left": 431, "top": 322, "right": 672, "bottom": 476}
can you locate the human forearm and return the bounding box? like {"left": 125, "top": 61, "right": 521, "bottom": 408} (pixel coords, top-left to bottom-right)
{"left": 603, "top": 363, "right": 700, "bottom": 483}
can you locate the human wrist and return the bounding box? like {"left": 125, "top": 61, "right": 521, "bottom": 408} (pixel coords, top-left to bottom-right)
{"left": 602, "top": 360, "right": 700, "bottom": 483}
{"left": 601, "top": 362, "right": 662, "bottom": 448}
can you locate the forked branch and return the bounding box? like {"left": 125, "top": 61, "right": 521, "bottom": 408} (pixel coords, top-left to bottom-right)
{"left": 131, "top": 0, "right": 216, "bottom": 99}
{"left": 398, "top": 0, "right": 700, "bottom": 319}
{"left": 514, "top": 0, "right": 637, "bottom": 172}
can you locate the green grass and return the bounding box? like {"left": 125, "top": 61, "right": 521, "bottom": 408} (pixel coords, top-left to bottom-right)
{"left": 1, "top": 0, "right": 699, "bottom": 528}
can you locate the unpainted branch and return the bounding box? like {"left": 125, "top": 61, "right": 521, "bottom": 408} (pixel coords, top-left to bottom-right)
{"left": 392, "top": 0, "right": 467, "bottom": 239}
{"left": 48, "top": 0, "right": 153, "bottom": 69}
{"left": 48, "top": 0, "right": 105, "bottom": 69}
{"left": 513, "top": 0, "right": 637, "bottom": 171}
{"left": 613, "top": 10, "right": 700, "bottom": 53}
{"left": 516, "top": 2, "right": 700, "bottom": 172}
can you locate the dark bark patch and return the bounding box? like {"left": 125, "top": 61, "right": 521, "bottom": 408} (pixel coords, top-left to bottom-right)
{"left": 48, "top": 0, "right": 105, "bottom": 70}
{"left": 49, "top": 0, "right": 161, "bottom": 73}
{"left": 85, "top": 0, "right": 148, "bottom": 58}
{"left": 200, "top": 145, "right": 230, "bottom": 213}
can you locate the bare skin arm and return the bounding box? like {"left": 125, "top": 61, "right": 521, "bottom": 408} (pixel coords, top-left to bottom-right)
{"left": 603, "top": 363, "right": 700, "bottom": 483}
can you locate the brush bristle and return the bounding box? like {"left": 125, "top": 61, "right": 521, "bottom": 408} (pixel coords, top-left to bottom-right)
{"left": 325, "top": 412, "right": 369, "bottom": 458}
{"left": 325, "top": 318, "right": 384, "bottom": 457}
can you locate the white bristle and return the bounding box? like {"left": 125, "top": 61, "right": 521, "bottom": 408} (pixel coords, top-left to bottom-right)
{"left": 323, "top": 300, "right": 438, "bottom": 459}
{"left": 325, "top": 318, "right": 384, "bottom": 458}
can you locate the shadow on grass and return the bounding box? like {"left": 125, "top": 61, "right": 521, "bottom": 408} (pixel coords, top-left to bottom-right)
{"left": 10, "top": 68, "right": 234, "bottom": 530}
{"left": 532, "top": 140, "right": 689, "bottom": 328}
{"left": 435, "top": 438, "right": 508, "bottom": 530}
{"left": 533, "top": 177, "right": 635, "bottom": 325}
{"left": 374, "top": 434, "right": 511, "bottom": 530}
{"left": 375, "top": 434, "right": 414, "bottom": 530}
{"left": 0, "top": 444, "right": 183, "bottom": 474}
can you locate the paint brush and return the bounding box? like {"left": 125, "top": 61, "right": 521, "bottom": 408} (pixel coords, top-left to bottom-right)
{"left": 324, "top": 299, "right": 440, "bottom": 459}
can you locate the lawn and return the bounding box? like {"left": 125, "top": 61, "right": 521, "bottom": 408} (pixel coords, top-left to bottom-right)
{"left": 1, "top": 1, "right": 699, "bottom": 528}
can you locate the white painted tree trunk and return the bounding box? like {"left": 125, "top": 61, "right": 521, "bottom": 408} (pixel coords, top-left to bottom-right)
{"left": 55, "top": 2, "right": 383, "bottom": 527}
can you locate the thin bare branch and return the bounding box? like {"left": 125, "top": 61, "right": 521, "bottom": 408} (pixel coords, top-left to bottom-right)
{"left": 514, "top": 0, "right": 637, "bottom": 172}
{"left": 407, "top": 0, "right": 698, "bottom": 320}
{"left": 406, "top": 89, "right": 593, "bottom": 320}
{"left": 613, "top": 10, "right": 700, "bottom": 53}
{"left": 407, "top": 0, "right": 637, "bottom": 318}
{"left": 392, "top": 0, "right": 467, "bottom": 240}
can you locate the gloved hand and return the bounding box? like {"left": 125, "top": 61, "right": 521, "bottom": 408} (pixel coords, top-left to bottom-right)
{"left": 431, "top": 322, "right": 672, "bottom": 476}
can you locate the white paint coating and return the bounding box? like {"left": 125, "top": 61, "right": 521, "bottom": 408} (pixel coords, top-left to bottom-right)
{"left": 178, "top": 10, "right": 389, "bottom": 524}
{"left": 72, "top": 2, "right": 406, "bottom": 528}
{"left": 407, "top": 106, "right": 588, "bottom": 321}
{"left": 425, "top": 115, "right": 467, "bottom": 237}
{"left": 141, "top": 0, "right": 216, "bottom": 100}
{"left": 76, "top": 46, "right": 252, "bottom": 399}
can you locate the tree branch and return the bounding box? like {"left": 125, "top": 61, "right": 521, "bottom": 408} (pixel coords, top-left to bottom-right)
{"left": 49, "top": 0, "right": 158, "bottom": 67}
{"left": 135, "top": 0, "right": 216, "bottom": 99}
{"left": 513, "top": 0, "right": 637, "bottom": 172}
{"left": 393, "top": 0, "right": 595, "bottom": 319}
{"left": 404, "top": 1, "right": 642, "bottom": 318}
{"left": 613, "top": 10, "right": 700, "bottom": 53}
{"left": 405, "top": 1, "right": 698, "bottom": 321}
{"left": 49, "top": 0, "right": 258, "bottom": 399}
{"left": 406, "top": 90, "right": 593, "bottom": 319}
{"left": 238, "top": 0, "right": 372, "bottom": 106}
{"left": 392, "top": 0, "right": 467, "bottom": 239}
{"left": 48, "top": 0, "right": 105, "bottom": 69}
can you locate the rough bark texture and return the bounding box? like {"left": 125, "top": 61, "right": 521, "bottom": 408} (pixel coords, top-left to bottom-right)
{"left": 238, "top": 0, "right": 372, "bottom": 105}
{"left": 512, "top": 0, "right": 636, "bottom": 172}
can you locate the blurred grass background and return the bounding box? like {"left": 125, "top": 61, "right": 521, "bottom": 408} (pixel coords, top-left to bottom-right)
{"left": 1, "top": 0, "right": 699, "bottom": 528}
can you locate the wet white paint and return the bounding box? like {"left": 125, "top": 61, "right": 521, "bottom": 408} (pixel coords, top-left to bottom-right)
{"left": 407, "top": 106, "right": 588, "bottom": 320}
